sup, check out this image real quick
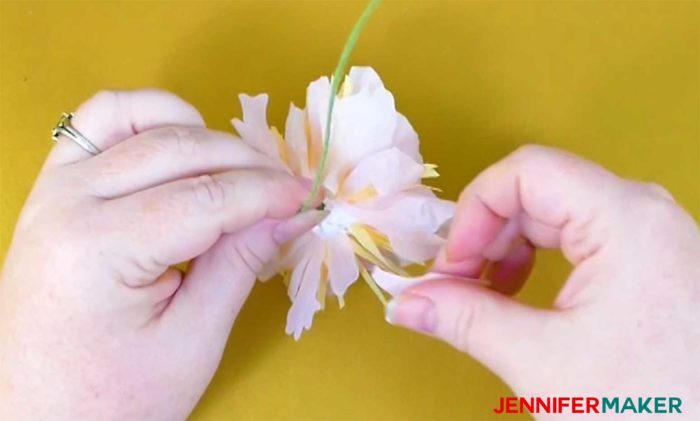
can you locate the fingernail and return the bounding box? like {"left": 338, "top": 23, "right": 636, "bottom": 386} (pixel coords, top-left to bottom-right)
{"left": 385, "top": 293, "right": 437, "bottom": 334}
{"left": 433, "top": 247, "right": 484, "bottom": 278}
{"left": 272, "top": 210, "right": 329, "bottom": 244}
{"left": 444, "top": 240, "right": 471, "bottom": 265}
{"left": 443, "top": 230, "right": 466, "bottom": 263}
{"left": 423, "top": 272, "right": 491, "bottom": 288}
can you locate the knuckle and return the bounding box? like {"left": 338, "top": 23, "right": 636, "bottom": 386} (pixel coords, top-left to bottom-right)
{"left": 456, "top": 184, "right": 475, "bottom": 206}
{"left": 118, "top": 255, "right": 166, "bottom": 287}
{"left": 157, "top": 126, "right": 200, "bottom": 155}
{"left": 622, "top": 182, "right": 681, "bottom": 223}
{"left": 511, "top": 144, "right": 549, "bottom": 162}
{"left": 242, "top": 169, "right": 278, "bottom": 195}
{"left": 74, "top": 90, "right": 121, "bottom": 120}
{"left": 233, "top": 241, "right": 265, "bottom": 274}
{"left": 514, "top": 143, "right": 544, "bottom": 156}
{"left": 508, "top": 144, "right": 565, "bottom": 175}
{"left": 190, "top": 174, "right": 227, "bottom": 210}
{"left": 88, "top": 89, "right": 120, "bottom": 107}
{"left": 139, "top": 88, "right": 174, "bottom": 98}
{"left": 643, "top": 182, "right": 675, "bottom": 202}
{"left": 256, "top": 169, "right": 280, "bottom": 189}
{"left": 639, "top": 194, "right": 679, "bottom": 220}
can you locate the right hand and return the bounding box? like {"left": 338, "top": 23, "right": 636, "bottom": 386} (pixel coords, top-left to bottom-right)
{"left": 386, "top": 145, "right": 700, "bottom": 416}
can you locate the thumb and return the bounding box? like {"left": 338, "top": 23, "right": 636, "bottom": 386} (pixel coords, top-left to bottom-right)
{"left": 386, "top": 279, "right": 563, "bottom": 379}
{"left": 161, "top": 210, "right": 327, "bottom": 342}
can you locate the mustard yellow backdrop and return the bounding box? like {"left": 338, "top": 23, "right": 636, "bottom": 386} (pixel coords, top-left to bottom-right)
{"left": 1, "top": 1, "right": 698, "bottom": 420}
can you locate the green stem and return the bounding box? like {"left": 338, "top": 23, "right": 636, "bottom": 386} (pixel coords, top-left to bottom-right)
{"left": 302, "top": 0, "right": 382, "bottom": 211}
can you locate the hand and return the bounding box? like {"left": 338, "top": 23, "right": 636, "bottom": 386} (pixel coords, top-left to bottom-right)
{"left": 386, "top": 145, "right": 700, "bottom": 414}
{"left": 0, "top": 90, "right": 321, "bottom": 419}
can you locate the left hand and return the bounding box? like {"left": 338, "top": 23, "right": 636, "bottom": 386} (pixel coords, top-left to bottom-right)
{"left": 0, "top": 90, "right": 321, "bottom": 419}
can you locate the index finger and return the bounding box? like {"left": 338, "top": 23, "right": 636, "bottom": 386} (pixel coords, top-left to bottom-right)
{"left": 45, "top": 89, "right": 204, "bottom": 167}
{"left": 99, "top": 169, "right": 311, "bottom": 286}
{"left": 434, "top": 145, "right": 624, "bottom": 276}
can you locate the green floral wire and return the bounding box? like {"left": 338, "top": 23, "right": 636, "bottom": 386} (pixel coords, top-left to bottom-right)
{"left": 302, "top": 0, "right": 382, "bottom": 211}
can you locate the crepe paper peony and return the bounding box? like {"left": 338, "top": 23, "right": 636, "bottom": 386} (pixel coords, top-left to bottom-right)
{"left": 231, "top": 67, "right": 454, "bottom": 339}
{"left": 229, "top": 0, "right": 452, "bottom": 339}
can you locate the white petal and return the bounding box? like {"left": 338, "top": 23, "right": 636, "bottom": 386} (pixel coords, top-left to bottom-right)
{"left": 284, "top": 103, "right": 310, "bottom": 177}
{"left": 343, "top": 147, "right": 423, "bottom": 197}
{"left": 231, "top": 94, "right": 280, "bottom": 161}
{"left": 387, "top": 230, "right": 444, "bottom": 264}
{"left": 372, "top": 269, "right": 452, "bottom": 297}
{"left": 305, "top": 76, "right": 331, "bottom": 167}
{"left": 326, "top": 234, "right": 359, "bottom": 298}
{"left": 393, "top": 112, "right": 422, "bottom": 163}
{"left": 285, "top": 232, "right": 321, "bottom": 297}
{"left": 285, "top": 238, "right": 324, "bottom": 340}
{"left": 373, "top": 268, "right": 486, "bottom": 297}
{"left": 257, "top": 261, "right": 279, "bottom": 282}
{"left": 348, "top": 66, "right": 384, "bottom": 94}
{"left": 350, "top": 189, "right": 455, "bottom": 234}
{"left": 347, "top": 67, "right": 422, "bottom": 162}
{"left": 323, "top": 85, "right": 397, "bottom": 193}
{"left": 371, "top": 269, "right": 429, "bottom": 297}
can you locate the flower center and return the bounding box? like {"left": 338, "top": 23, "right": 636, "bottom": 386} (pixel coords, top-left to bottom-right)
{"left": 312, "top": 201, "right": 356, "bottom": 239}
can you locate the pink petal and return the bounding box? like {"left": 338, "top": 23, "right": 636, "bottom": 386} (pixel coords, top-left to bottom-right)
{"left": 231, "top": 94, "right": 281, "bottom": 162}
{"left": 324, "top": 84, "right": 397, "bottom": 193}
{"left": 348, "top": 66, "right": 384, "bottom": 94}
{"left": 393, "top": 113, "right": 422, "bottom": 163}
{"left": 373, "top": 268, "right": 485, "bottom": 298}
{"left": 326, "top": 234, "right": 359, "bottom": 298}
{"left": 284, "top": 103, "right": 310, "bottom": 177}
{"left": 257, "top": 261, "right": 279, "bottom": 282}
{"left": 302, "top": 67, "right": 420, "bottom": 194}
{"left": 387, "top": 230, "right": 444, "bottom": 264}
{"left": 350, "top": 189, "right": 454, "bottom": 234}
{"left": 286, "top": 237, "right": 324, "bottom": 340}
{"left": 284, "top": 232, "right": 320, "bottom": 296}
{"left": 305, "top": 77, "right": 330, "bottom": 164}
{"left": 371, "top": 269, "right": 445, "bottom": 297}
{"left": 343, "top": 147, "right": 423, "bottom": 197}
{"left": 346, "top": 68, "right": 422, "bottom": 163}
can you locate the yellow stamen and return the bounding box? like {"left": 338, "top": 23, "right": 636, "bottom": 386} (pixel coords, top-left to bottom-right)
{"left": 281, "top": 270, "right": 291, "bottom": 287}
{"left": 359, "top": 264, "right": 388, "bottom": 307}
{"left": 344, "top": 185, "right": 377, "bottom": 204}
{"left": 422, "top": 163, "right": 440, "bottom": 178}
{"left": 349, "top": 225, "right": 407, "bottom": 276}
{"left": 363, "top": 226, "right": 392, "bottom": 251}
{"left": 339, "top": 75, "right": 354, "bottom": 97}
{"left": 317, "top": 264, "right": 328, "bottom": 310}
{"left": 271, "top": 126, "right": 288, "bottom": 165}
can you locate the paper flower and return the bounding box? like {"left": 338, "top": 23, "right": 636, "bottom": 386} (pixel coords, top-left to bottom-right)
{"left": 231, "top": 67, "right": 453, "bottom": 339}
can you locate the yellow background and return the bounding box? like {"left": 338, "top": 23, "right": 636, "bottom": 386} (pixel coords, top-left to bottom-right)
{"left": 1, "top": 1, "right": 698, "bottom": 420}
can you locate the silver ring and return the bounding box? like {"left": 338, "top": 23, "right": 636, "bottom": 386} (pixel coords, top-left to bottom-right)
{"left": 51, "top": 112, "right": 102, "bottom": 155}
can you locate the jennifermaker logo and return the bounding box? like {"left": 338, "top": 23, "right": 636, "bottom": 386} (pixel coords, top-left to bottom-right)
{"left": 493, "top": 396, "right": 682, "bottom": 415}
